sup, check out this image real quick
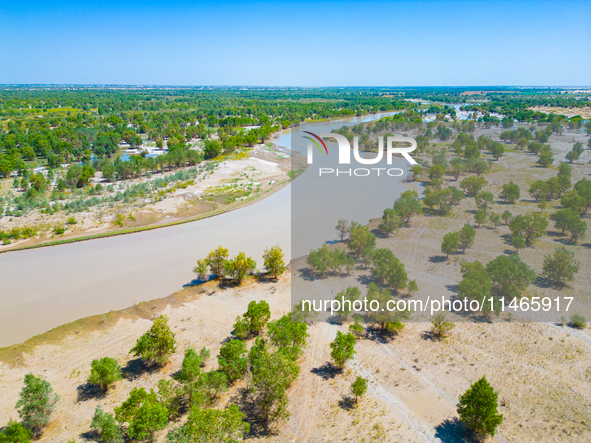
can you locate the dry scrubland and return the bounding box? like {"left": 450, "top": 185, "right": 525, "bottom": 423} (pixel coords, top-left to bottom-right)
{"left": 1, "top": 273, "right": 590, "bottom": 442}
{"left": 1, "top": 123, "right": 591, "bottom": 442}
{"left": 0, "top": 144, "right": 294, "bottom": 252}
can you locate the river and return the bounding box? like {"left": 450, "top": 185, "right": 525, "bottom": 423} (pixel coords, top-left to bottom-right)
{"left": 0, "top": 111, "right": 409, "bottom": 347}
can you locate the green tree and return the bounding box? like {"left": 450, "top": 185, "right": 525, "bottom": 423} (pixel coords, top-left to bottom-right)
{"left": 197, "top": 371, "right": 228, "bottom": 404}
{"left": 157, "top": 379, "right": 183, "bottom": 421}
{"left": 511, "top": 234, "right": 525, "bottom": 253}
{"left": 485, "top": 255, "right": 536, "bottom": 299}
{"left": 225, "top": 252, "right": 256, "bottom": 283}
{"left": 379, "top": 208, "right": 402, "bottom": 235}
{"left": 0, "top": 420, "right": 31, "bottom": 443}
{"left": 268, "top": 314, "right": 309, "bottom": 361}
{"left": 130, "top": 315, "right": 176, "bottom": 367}
{"left": 457, "top": 376, "right": 503, "bottom": 438}
{"left": 348, "top": 223, "right": 376, "bottom": 257}
{"left": 509, "top": 213, "right": 548, "bottom": 244}
{"left": 365, "top": 283, "right": 409, "bottom": 334}
{"left": 181, "top": 403, "right": 249, "bottom": 443}
{"left": 459, "top": 223, "right": 476, "bottom": 253}
{"left": 91, "top": 405, "right": 123, "bottom": 443}
{"left": 88, "top": 357, "right": 122, "bottom": 392}
{"left": 351, "top": 377, "right": 368, "bottom": 404}
{"left": 251, "top": 348, "right": 299, "bottom": 428}
{"left": 410, "top": 164, "right": 423, "bottom": 179}
{"left": 537, "top": 146, "right": 554, "bottom": 167}
{"left": 475, "top": 191, "right": 494, "bottom": 212}
{"left": 554, "top": 208, "right": 576, "bottom": 234}
{"left": 458, "top": 262, "right": 492, "bottom": 310}
{"left": 370, "top": 249, "right": 408, "bottom": 292}
{"left": 529, "top": 180, "right": 550, "bottom": 202}
{"left": 491, "top": 142, "right": 505, "bottom": 160}
{"left": 542, "top": 247, "right": 580, "bottom": 286}
{"left": 330, "top": 331, "right": 356, "bottom": 369}
{"left": 474, "top": 209, "right": 487, "bottom": 227}
{"left": 263, "top": 245, "right": 286, "bottom": 278}
{"left": 16, "top": 373, "right": 59, "bottom": 437}
{"left": 392, "top": 190, "right": 422, "bottom": 224}
{"left": 429, "top": 163, "right": 446, "bottom": 180}
{"left": 567, "top": 216, "right": 587, "bottom": 243}
{"left": 332, "top": 287, "right": 361, "bottom": 321}
{"left": 118, "top": 389, "right": 168, "bottom": 441}
{"left": 205, "top": 246, "right": 229, "bottom": 278}
{"left": 243, "top": 300, "right": 271, "bottom": 335}
{"left": 217, "top": 340, "right": 248, "bottom": 383}
{"left": 193, "top": 259, "right": 208, "bottom": 280}
{"left": 408, "top": 279, "right": 418, "bottom": 295}
{"left": 441, "top": 232, "right": 460, "bottom": 258}
{"left": 177, "top": 348, "right": 203, "bottom": 383}
{"left": 501, "top": 210, "right": 512, "bottom": 225}
{"left": 499, "top": 181, "right": 520, "bottom": 204}
{"left": 460, "top": 176, "right": 487, "bottom": 196}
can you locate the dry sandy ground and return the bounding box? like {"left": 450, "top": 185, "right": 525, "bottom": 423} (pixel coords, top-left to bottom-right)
{"left": 1, "top": 272, "right": 590, "bottom": 443}
{"left": 1, "top": 123, "right": 590, "bottom": 442}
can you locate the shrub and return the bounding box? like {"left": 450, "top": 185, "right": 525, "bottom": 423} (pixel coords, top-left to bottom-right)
{"left": 457, "top": 376, "right": 503, "bottom": 438}
{"left": 263, "top": 245, "right": 286, "bottom": 278}
{"left": 130, "top": 315, "right": 176, "bottom": 366}
{"left": 16, "top": 374, "right": 59, "bottom": 437}
{"left": 115, "top": 388, "right": 168, "bottom": 441}
{"left": 570, "top": 314, "right": 587, "bottom": 329}
{"left": 542, "top": 247, "right": 580, "bottom": 286}
{"left": 89, "top": 357, "right": 122, "bottom": 392}
{"left": 181, "top": 404, "right": 249, "bottom": 442}
{"left": 0, "top": 420, "right": 31, "bottom": 443}
{"left": 431, "top": 313, "right": 455, "bottom": 339}
{"left": 91, "top": 406, "right": 123, "bottom": 443}
{"left": 330, "top": 331, "right": 356, "bottom": 368}
{"left": 217, "top": 340, "right": 248, "bottom": 383}
{"left": 351, "top": 377, "right": 368, "bottom": 403}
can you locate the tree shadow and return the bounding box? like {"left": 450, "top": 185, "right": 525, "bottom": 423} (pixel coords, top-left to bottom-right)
{"left": 503, "top": 249, "right": 517, "bottom": 255}
{"left": 182, "top": 276, "right": 213, "bottom": 287}
{"left": 534, "top": 275, "right": 554, "bottom": 289}
{"left": 554, "top": 237, "right": 576, "bottom": 246}
{"left": 311, "top": 362, "right": 341, "bottom": 380}
{"left": 371, "top": 228, "right": 389, "bottom": 239}
{"left": 434, "top": 417, "right": 468, "bottom": 443}
{"left": 256, "top": 275, "right": 280, "bottom": 284}
{"left": 546, "top": 230, "right": 564, "bottom": 238}
{"left": 429, "top": 255, "right": 447, "bottom": 263}
{"left": 76, "top": 382, "right": 105, "bottom": 402}
{"left": 79, "top": 429, "right": 98, "bottom": 441}
{"left": 421, "top": 330, "right": 438, "bottom": 341}
{"left": 227, "top": 386, "right": 277, "bottom": 438}
{"left": 445, "top": 284, "right": 459, "bottom": 294}
{"left": 327, "top": 315, "right": 344, "bottom": 325}
{"left": 338, "top": 395, "right": 356, "bottom": 411}
{"left": 355, "top": 273, "right": 374, "bottom": 286}
{"left": 297, "top": 267, "right": 319, "bottom": 281}
{"left": 122, "top": 358, "right": 159, "bottom": 381}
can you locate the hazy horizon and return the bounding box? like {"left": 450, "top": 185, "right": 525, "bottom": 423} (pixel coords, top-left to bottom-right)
{"left": 1, "top": 0, "right": 590, "bottom": 86}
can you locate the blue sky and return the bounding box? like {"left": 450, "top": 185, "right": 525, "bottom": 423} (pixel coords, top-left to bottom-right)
{"left": 0, "top": 0, "right": 589, "bottom": 86}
